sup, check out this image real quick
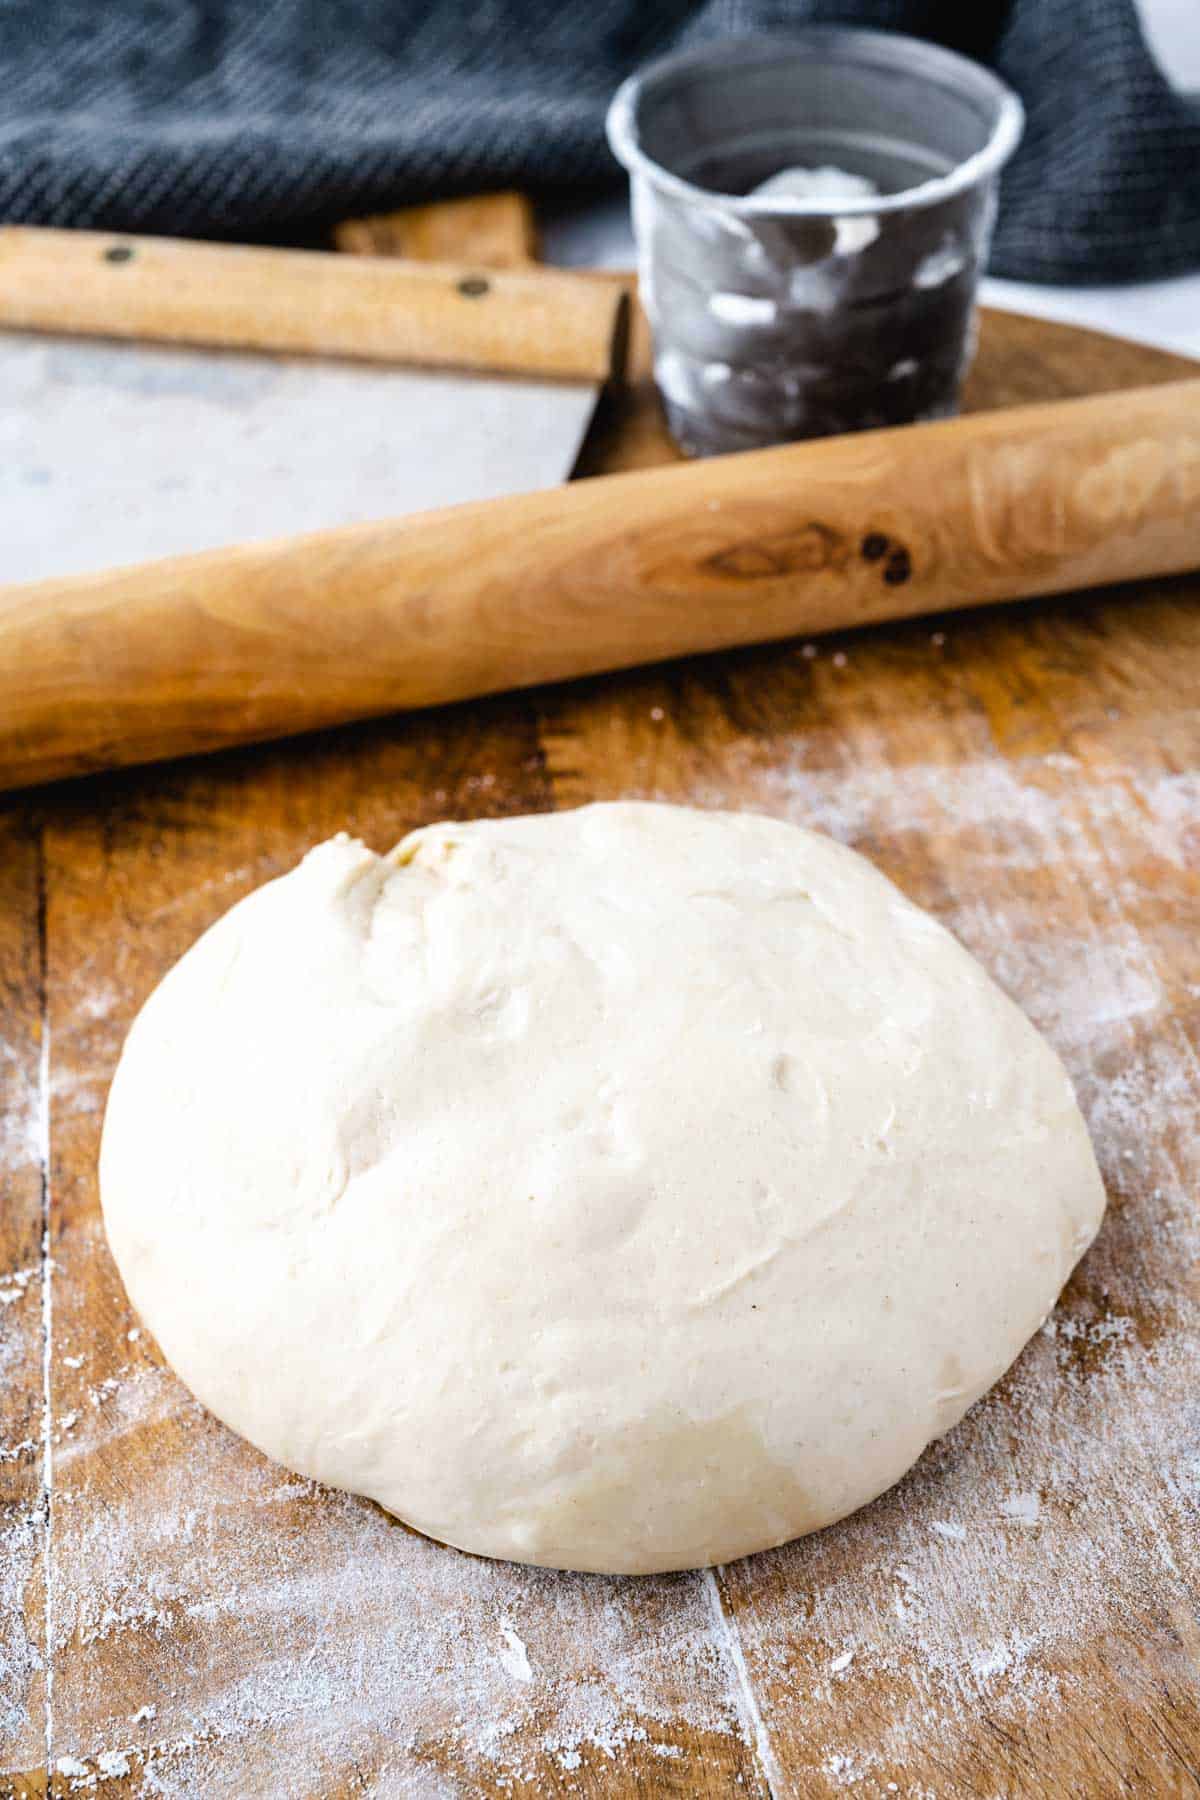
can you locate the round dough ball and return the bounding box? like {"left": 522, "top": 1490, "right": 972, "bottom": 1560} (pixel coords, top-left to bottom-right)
{"left": 100, "top": 803, "right": 1105, "bottom": 1573}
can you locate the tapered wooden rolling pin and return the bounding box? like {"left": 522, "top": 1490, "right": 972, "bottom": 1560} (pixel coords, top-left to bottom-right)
{"left": 0, "top": 227, "right": 621, "bottom": 379}
{"left": 2, "top": 378, "right": 1198, "bottom": 792}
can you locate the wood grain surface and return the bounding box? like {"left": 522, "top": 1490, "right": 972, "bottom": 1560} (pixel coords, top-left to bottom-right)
{"left": 5, "top": 373, "right": 1200, "bottom": 793}
{"left": 0, "top": 228, "right": 621, "bottom": 380}
{"left": 1, "top": 281, "right": 1198, "bottom": 1795}
{"left": 333, "top": 191, "right": 539, "bottom": 265}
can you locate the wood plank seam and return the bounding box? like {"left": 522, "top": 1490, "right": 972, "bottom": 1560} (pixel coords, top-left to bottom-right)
{"left": 703, "top": 1567, "right": 783, "bottom": 1797}
{"left": 36, "top": 820, "right": 52, "bottom": 1786}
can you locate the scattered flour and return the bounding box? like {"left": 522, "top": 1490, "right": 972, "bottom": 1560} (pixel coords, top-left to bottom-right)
{"left": 568, "top": 713, "right": 1200, "bottom": 1787}
{"left": 824, "top": 1747, "right": 876, "bottom": 1785}
{"left": 999, "top": 1493, "right": 1041, "bottom": 1526}
{"left": 0, "top": 1265, "right": 36, "bottom": 1308}
{"left": 3, "top": 647, "right": 1197, "bottom": 1793}
{"left": 497, "top": 1620, "right": 534, "bottom": 1684}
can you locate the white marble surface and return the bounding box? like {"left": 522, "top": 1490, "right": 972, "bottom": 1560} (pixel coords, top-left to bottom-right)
{"left": 980, "top": 272, "right": 1200, "bottom": 362}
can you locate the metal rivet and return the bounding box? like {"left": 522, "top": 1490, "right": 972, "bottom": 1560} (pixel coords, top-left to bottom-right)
{"left": 104, "top": 245, "right": 135, "bottom": 265}
{"left": 457, "top": 275, "right": 490, "bottom": 299}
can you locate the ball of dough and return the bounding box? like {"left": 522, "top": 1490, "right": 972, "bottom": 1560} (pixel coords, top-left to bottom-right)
{"left": 100, "top": 803, "right": 1105, "bottom": 1573}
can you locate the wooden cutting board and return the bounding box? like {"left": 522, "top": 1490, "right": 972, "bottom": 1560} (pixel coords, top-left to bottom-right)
{"left": 1, "top": 282, "right": 1198, "bottom": 1797}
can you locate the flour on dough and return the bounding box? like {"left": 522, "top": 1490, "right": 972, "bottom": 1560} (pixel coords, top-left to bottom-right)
{"left": 750, "top": 164, "right": 881, "bottom": 253}
{"left": 100, "top": 803, "right": 1105, "bottom": 1574}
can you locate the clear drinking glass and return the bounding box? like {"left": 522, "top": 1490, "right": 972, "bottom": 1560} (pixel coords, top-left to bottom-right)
{"left": 607, "top": 29, "right": 1023, "bottom": 456}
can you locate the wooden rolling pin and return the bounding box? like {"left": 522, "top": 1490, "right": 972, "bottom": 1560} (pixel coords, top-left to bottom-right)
{"left": 0, "top": 226, "right": 621, "bottom": 380}
{"left": 2, "top": 377, "right": 1198, "bottom": 792}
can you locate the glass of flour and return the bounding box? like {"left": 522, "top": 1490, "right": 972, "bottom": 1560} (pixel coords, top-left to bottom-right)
{"left": 607, "top": 29, "right": 1023, "bottom": 456}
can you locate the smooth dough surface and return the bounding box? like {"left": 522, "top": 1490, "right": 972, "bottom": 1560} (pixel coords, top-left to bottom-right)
{"left": 100, "top": 803, "right": 1105, "bottom": 1573}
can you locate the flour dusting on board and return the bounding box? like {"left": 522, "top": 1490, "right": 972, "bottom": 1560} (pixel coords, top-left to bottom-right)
{"left": 0, "top": 996, "right": 46, "bottom": 1776}
{"left": 496, "top": 1620, "right": 535, "bottom": 1685}
{"left": 15, "top": 680, "right": 1200, "bottom": 1792}
{"left": 0, "top": 1038, "right": 41, "bottom": 1183}
{"left": 547, "top": 710, "right": 1200, "bottom": 1785}
{"left": 48, "top": 1402, "right": 747, "bottom": 1793}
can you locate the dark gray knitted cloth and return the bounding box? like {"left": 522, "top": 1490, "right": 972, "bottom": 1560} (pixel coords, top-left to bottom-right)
{"left": 2, "top": 0, "right": 1197, "bottom": 283}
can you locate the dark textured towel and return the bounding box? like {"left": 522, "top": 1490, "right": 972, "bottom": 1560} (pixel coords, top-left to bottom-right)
{"left": 2, "top": 0, "right": 1197, "bottom": 283}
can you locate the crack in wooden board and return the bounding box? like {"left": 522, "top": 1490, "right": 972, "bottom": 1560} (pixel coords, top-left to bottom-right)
{"left": 0, "top": 810, "right": 48, "bottom": 1796}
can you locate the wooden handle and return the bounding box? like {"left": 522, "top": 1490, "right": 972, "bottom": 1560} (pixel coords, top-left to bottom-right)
{"left": 2, "top": 378, "right": 1198, "bottom": 792}
{"left": 333, "top": 192, "right": 538, "bottom": 266}
{"left": 0, "top": 226, "right": 623, "bottom": 381}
